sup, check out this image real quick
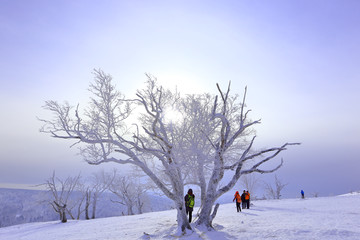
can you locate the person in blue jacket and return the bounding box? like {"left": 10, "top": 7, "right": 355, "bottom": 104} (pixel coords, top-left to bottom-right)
{"left": 301, "top": 190, "right": 305, "bottom": 199}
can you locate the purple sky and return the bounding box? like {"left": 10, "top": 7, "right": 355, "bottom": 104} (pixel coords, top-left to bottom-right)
{"left": 0, "top": 0, "right": 359, "bottom": 197}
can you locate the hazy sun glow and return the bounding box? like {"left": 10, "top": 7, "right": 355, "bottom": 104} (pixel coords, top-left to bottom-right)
{"left": 163, "top": 107, "right": 182, "bottom": 124}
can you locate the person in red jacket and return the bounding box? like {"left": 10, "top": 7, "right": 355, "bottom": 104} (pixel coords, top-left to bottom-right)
{"left": 233, "top": 191, "right": 242, "bottom": 212}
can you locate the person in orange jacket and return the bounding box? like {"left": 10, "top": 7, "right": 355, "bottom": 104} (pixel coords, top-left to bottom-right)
{"left": 233, "top": 191, "right": 242, "bottom": 212}
{"left": 245, "top": 191, "right": 250, "bottom": 209}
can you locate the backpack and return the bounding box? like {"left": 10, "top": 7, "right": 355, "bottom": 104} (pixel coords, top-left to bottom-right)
{"left": 187, "top": 194, "right": 194, "bottom": 208}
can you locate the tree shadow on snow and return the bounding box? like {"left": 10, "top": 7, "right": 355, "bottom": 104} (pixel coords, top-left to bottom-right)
{"left": 191, "top": 224, "right": 239, "bottom": 240}
{"left": 140, "top": 223, "right": 238, "bottom": 239}
{"left": 240, "top": 211, "right": 258, "bottom": 216}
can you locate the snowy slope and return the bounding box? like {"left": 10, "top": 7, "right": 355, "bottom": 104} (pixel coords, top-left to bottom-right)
{"left": 0, "top": 193, "right": 359, "bottom": 240}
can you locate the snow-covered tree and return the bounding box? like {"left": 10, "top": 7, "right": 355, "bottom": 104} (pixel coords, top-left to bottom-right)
{"left": 40, "top": 70, "right": 191, "bottom": 233}
{"left": 264, "top": 175, "right": 288, "bottom": 199}
{"left": 240, "top": 173, "right": 260, "bottom": 199}
{"left": 108, "top": 174, "right": 147, "bottom": 215}
{"left": 88, "top": 170, "right": 115, "bottom": 219}
{"left": 43, "top": 172, "right": 81, "bottom": 223}
{"left": 40, "top": 70, "right": 299, "bottom": 233}
{"left": 75, "top": 181, "right": 89, "bottom": 220}
{"left": 179, "top": 83, "right": 299, "bottom": 229}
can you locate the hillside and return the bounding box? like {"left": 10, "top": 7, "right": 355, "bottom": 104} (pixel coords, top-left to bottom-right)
{"left": 0, "top": 192, "right": 359, "bottom": 240}
{"left": 0, "top": 188, "right": 173, "bottom": 228}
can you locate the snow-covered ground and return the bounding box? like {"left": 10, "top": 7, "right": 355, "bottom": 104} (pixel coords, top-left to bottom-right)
{"left": 1, "top": 192, "right": 359, "bottom": 240}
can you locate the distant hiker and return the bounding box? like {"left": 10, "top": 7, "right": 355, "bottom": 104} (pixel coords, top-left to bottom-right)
{"left": 184, "top": 189, "right": 195, "bottom": 223}
{"left": 301, "top": 190, "right": 305, "bottom": 199}
{"left": 233, "top": 191, "right": 242, "bottom": 212}
{"left": 241, "top": 190, "right": 246, "bottom": 209}
{"left": 245, "top": 191, "right": 250, "bottom": 209}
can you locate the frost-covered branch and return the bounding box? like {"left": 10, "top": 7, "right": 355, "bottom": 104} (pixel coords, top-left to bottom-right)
{"left": 195, "top": 82, "right": 300, "bottom": 228}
